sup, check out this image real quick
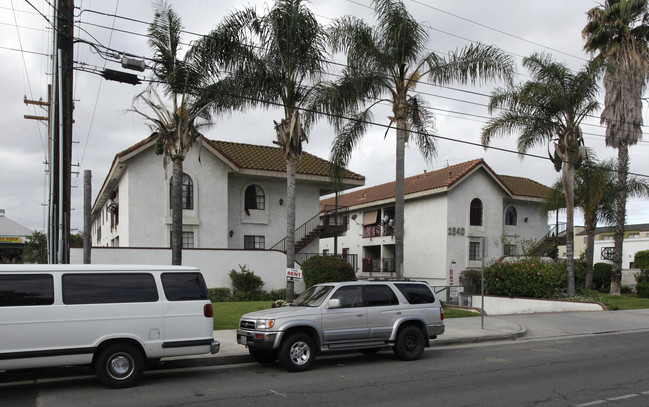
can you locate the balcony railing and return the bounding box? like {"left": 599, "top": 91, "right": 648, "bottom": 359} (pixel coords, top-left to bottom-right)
{"left": 362, "top": 258, "right": 395, "bottom": 274}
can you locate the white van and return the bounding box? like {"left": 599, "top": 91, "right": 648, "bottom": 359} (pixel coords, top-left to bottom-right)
{"left": 0, "top": 264, "right": 219, "bottom": 388}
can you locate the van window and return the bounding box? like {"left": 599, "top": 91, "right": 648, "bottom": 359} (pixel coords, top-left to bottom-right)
{"left": 394, "top": 283, "right": 436, "bottom": 304}
{"left": 161, "top": 272, "right": 208, "bottom": 301}
{"left": 62, "top": 273, "right": 158, "bottom": 304}
{"left": 0, "top": 274, "right": 54, "bottom": 306}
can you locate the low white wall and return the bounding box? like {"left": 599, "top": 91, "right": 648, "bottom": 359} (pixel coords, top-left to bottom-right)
{"left": 70, "top": 247, "right": 305, "bottom": 293}
{"left": 471, "top": 295, "right": 606, "bottom": 315}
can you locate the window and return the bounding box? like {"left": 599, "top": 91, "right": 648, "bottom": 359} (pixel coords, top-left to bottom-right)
{"left": 161, "top": 273, "right": 208, "bottom": 301}
{"left": 331, "top": 286, "right": 363, "bottom": 307}
{"left": 469, "top": 241, "right": 482, "bottom": 260}
{"left": 394, "top": 283, "right": 436, "bottom": 304}
{"left": 504, "top": 244, "right": 517, "bottom": 256}
{"left": 470, "top": 198, "right": 483, "bottom": 226}
{"left": 364, "top": 285, "right": 398, "bottom": 306}
{"left": 62, "top": 273, "right": 158, "bottom": 304}
{"left": 628, "top": 233, "right": 640, "bottom": 239}
{"left": 170, "top": 231, "right": 195, "bottom": 249}
{"left": 169, "top": 173, "right": 194, "bottom": 210}
{"left": 0, "top": 274, "right": 54, "bottom": 307}
{"left": 244, "top": 184, "right": 265, "bottom": 213}
{"left": 244, "top": 235, "right": 265, "bottom": 249}
{"left": 505, "top": 206, "right": 517, "bottom": 226}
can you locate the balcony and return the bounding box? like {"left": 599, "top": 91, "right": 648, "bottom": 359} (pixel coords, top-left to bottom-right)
{"left": 362, "top": 257, "right": 395, "bottom": 274}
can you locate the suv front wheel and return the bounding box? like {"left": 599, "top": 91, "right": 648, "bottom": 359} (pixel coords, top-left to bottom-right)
{"left": 393, "top": 326, "right": 425, "bottom": 361}
{"left": 279, "top": 333, "right": 316, "bottom": 372}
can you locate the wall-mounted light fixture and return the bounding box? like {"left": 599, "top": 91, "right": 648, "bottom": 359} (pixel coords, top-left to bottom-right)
{"left": 229, "top": 230, "right": 234, "bottom": 238}
{"left": 279, "top": 199, "right": 284, "bottom": 206}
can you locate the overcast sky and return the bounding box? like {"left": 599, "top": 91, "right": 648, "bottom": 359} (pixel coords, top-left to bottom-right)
{"left": 2, "top": 0, "right": 649, "bottom": 233}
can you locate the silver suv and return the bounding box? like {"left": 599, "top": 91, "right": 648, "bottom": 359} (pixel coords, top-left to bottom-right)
{"left": 236, "top": 280, "right": 444, "bottom": 372}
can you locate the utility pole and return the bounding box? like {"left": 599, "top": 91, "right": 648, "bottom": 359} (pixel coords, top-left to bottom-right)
{"left": 58, "top": 0, "right": 74, "bottom": 263}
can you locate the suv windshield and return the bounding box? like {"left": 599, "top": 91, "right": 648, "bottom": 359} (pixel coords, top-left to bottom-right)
{"left": 292, "top": 285, "right": 333, "bottom": 307}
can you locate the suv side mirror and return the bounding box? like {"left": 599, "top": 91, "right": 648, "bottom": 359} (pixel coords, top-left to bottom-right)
{"left": 327, "top": 298, "right": 341, "bottom": 309}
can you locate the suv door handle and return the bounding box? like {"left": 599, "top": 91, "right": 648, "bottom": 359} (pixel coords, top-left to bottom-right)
{"left": 357, "top": 314, "right": 364, "bottom": 317}
{"left": 396, "top": 312, "right": 402, "bottom": 315}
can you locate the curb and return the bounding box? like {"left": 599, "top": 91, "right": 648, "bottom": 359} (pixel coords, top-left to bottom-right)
{"left": 434, "top": 323, "right": 527, "bottom": 346}
{"left": 162, "top": 325, "right": 528, "bottom": 368}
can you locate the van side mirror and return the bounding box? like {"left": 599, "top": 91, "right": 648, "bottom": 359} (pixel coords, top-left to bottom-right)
{"left": 327, "top": 298, "right": 341, "bottom": 309}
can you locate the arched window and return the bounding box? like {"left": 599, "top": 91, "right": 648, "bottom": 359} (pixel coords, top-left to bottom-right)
{"left": 169, "top": 173, "right": 193, "bottom": 210}
{"left": 505, "top": 206, "right": 517, "bottom": 226}
{"left": 245, "top": 184, "right": 265, "bottom": 213}
{"left": 470, "top": 198, "right": 483, "bottom": 226}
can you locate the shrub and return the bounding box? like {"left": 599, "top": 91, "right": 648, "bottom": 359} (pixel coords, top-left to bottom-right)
{"left": 301, "top": 255, "right": 356, "bottom": 287}
{"left": 593, "top": 262, "right": 612, "bottom": 291}
{"left": 484, "top": 257, "right": 566, "bottom": 298}
{"left": 229, "top": 265, "right": 264, "bottom": 295}
{"left": 208, "top": 287, "right": 232, "bottom": 302}
{"left": 637, "top": 283, "right": 649, "bottom": 298}
{"left": 634, "top": 250, "right": 649, "bottom": 271}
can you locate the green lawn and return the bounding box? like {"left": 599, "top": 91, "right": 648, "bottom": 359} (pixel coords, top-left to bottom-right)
{"left": 599, "top": 294, "right": 649, "bottom": 310}
{"left": 212, "top": 301, "right": 477, "bottom": 330}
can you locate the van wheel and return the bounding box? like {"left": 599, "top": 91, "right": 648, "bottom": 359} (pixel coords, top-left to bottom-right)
{"left": 95, "top": 344, "right": 144, "bottom": 388}
{"left": 393, "top": 326, "right": 425, "bottom": 361}
{"left": 279, "top": 333, "right": 315, "bottom": 372}
{"left": 249, "top": 348, "right": 277, "bottom": 364}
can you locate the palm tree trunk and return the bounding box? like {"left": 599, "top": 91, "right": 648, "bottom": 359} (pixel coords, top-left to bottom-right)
{"left": 610, "top": 143, "right": 629, "bottom": 296}
{"left": 585, "top": 219, "right": 596, "bottom": 290}
{"left": 285, "top": 154, "right": 297, "bottom": 301}
{"left": 563, "top": 162, "right": 576, "bottom": 296}
{"left": 394, "top": 119, "right": 406, "bottom": 279}
{"left": 171, "top": 157, "right": 183, "bottom": 265}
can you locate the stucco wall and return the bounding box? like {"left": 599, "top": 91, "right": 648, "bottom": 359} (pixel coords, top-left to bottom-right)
{"left": 70, "top": 247, "right": 304, "bottom": 293}
{"left": 472, "top": 295, "right": 605, "bottom": 315}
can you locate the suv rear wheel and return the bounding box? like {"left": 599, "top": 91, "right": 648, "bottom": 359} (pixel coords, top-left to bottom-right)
{"left": 279, "top": 333, "right": 315, "bottom": 372}
{"left": 393, "top": 326, "right": 425, "bottom": 361}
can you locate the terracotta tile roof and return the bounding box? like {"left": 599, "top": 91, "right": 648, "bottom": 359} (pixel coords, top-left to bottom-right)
{"left": 209, "top": 140, "right": 364, "bottom": 181}
{"left": 497, "top": 175, "right": 551, "bottom": 199}
{"left": 321, "top": 159, "right": 550, "bottom": 209}
{"left": 113, "top": 134, "right": 364, "bottom": 181}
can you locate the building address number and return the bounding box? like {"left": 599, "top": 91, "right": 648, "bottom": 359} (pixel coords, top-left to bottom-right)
{"left": 447, "top": 227, "right": 465, "bottom": 236}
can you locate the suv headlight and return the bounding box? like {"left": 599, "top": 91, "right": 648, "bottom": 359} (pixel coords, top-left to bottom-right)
{"left": 256, "top": 319, "right": 275, "bottom": 329}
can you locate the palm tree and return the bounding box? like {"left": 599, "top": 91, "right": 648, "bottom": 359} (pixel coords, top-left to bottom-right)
{"left": 542, "top": 157, "right": 616, "bottom": 289}
{"left": 583, "top": 0, "right": 649, "bottom": 295}
{"left": 481, "top": 53, "right": 600, "bottom": 296}
{"left": 132, "top": 2, "right": 219, "bottom": 265}
{"left": 543, "top": 157, "right": 648, "bottom": 289}
{"left": 319, "top": 0, "right": 514, "bottom": 278}
{"left": 199, "top": 0, "right": 329, "bottom": 301}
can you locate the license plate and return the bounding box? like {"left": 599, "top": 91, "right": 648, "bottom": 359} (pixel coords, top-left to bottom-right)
{"left": 240, "top": 335, "right": 247, "bottom": 346}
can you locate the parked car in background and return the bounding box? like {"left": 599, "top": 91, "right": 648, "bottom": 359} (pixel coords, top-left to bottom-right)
{"left": 237, "top": 280, "right": 444, "bottom": 372}
{"left": 0, "top": 264, "right": 219, "bottom": 388}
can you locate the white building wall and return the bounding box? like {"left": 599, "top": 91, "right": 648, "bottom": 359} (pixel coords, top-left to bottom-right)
{"left": 594, "top": 237, "right": 649, "bottom": 286}
{"left": 70, "top": 247, "right": 305, "bottom": 293}
{"left": 403, "top": 194, "right": 448, "bottom": 284}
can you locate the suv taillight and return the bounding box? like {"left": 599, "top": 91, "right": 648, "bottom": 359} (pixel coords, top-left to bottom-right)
{"left": 204, "top": 304, "right": 214, "bottom": 318}
{"left": 440, "top": 307, "right": 444, "bottom": 320}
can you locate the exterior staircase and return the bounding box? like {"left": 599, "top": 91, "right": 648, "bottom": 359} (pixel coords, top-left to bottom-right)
{"left": 269, "top": 206, "right": 349, "bottom": 254}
